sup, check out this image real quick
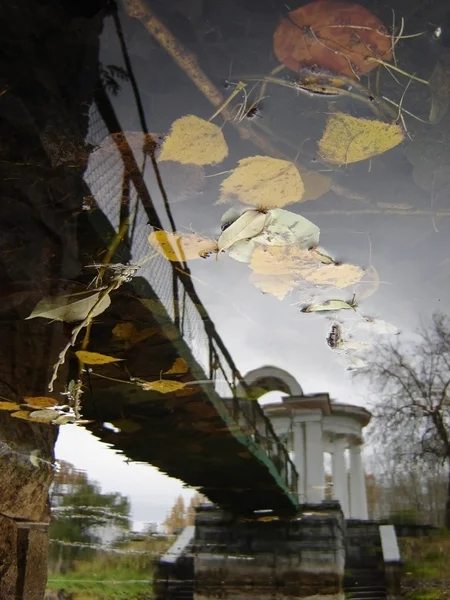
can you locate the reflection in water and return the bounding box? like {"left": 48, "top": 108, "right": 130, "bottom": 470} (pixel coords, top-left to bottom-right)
{"left": 1, "top": 0, "right": 450, "bottom": 597}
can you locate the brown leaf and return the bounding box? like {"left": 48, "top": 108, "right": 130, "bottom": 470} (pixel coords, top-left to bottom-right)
{"left": 273, "top": 0, "right": 392, "bottom": 78}
{"left": 23, "top": 396, "right": 58, "bottom": 408}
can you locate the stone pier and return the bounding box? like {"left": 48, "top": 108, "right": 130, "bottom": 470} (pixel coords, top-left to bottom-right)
{"left": 194, "top": 503, "right": 345, "bottom": 600}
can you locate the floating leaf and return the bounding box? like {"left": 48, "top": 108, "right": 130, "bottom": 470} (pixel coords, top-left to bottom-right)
{"left": 218, "top": 156, "right": 304, "bottom": 208}
{"left": 149, "top": 231, "right": 218, "bottom": 261}
{"left": 273, "top": 0, "right": 393, "bottom": 78}
{"left": 229, "top": 209, "right": 320, "bottom": 263}
{"left": 309, "top": 248, "right": 335, "bottom": 264}
{"left": 303, "top": 299, "right": 354, "bottom": 312}
{"left": 218, "top": 210, "right": 267, "bottom": 252}
{"left": 250, "top": 245, "right": 319, "bottom": 276}
{"left": 250, "top": 272, "right": 297, "bottom": 301}
{"left": 0, "top": 401, "right": 21, "bottom": 411}
{"left": 28, "top": 409, "right": 59, "bottom": 423}
{"left": 164, "top": 357, "right": 189, "bottom": 375}
{"left": 75, "top": 351, "right": 123, "bottom": 365}
{"left": 23, "top": 396, "right": 58, "bottom": 408}
{"left": 429, "top": 58, "right": 450, "bottom": 124}
{"left": 300, "top": 263, "right": 364, "bottom": 288}
{"left": 159, "top": 115, "right": 228, "bottom": 165}
{"left": 299, "top": 168, "right": 331, "bottom": 202}
{"left": 26, "top": 291, "right": 111, "bottom": 323}
{"left": 140, "top": 380, "right": 186, "bottom": 393}
{"left": 319, "top": 113, "right": 404, "bottom": 164}
{"left": 11, "top": 411, "right": 34, "bottom": 421}
{"left": 112, "top": 322, "right": 158, "bottom": 348}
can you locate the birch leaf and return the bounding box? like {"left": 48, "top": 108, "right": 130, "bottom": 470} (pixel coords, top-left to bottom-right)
{"left": 218, "top": 210, "right": 267, "bottom": 252}
{"left": 228, "top": 209, "right": 320, "bottom": 262}
{"left": 159, "top": 115, "right": 228, "bottom": 165}
{"left": 319, "top": 113, "right": 404, "bottom": 164}
{"left": 24, "top": 396, "right": 58, "bottom": 408}
{"left": 218, "top": 156, "right": 304, "bottom": 208}
{"left": 0, "top": 401, "right": 21, "bottom": 411}
{"left": 250, "top": 245, "right": 318, "bottom": 276}
{"left": 12, "top": 410, "right": 37, "bottom": 421}
{"left": 250, "top": 272, "right": 297, "bottom": 301}
{"left": 26, "top": 291, "right": 111, "bottom": 323}
{"left": 164, "top": 358, "right": 189, "bottom": 375}
{"left": 149, "top": 231, "right": 218, "bottom": 261}
{"left": 303, "top": 299, "right": 354, "bottom": 312}
{"left": 309, "top": 248, "right": 335, "bottom": 264}
{"left": 75, "top": 350, "right": 123, "bottom": 365}
{"left": 300, "top": 263, "right": 364, "bottom": 288}
{"left": 140, "top": 380, "right": 186, "bottom": 393}
{"left": 29, "top": 409, "right": 59, "bottom": 423}
{"left": 429, "top": 59, "right": 450, "bottom": 124}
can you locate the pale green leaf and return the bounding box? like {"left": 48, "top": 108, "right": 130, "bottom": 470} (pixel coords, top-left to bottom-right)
{"left": 26, "top": 291, "right": 111, "bottom": 323}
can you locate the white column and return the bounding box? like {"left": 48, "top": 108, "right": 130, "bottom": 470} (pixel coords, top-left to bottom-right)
{"left": 304, "top": 420, "right": 325, "bottom": 503}
{"left": 293, "top": 422, "right": 306, "bottom": 502}
{"left": 332, "top": 438, "right": 349, "bottom": 517}
{"left": 348, "top": 444, "right": 368, "bottom": 519}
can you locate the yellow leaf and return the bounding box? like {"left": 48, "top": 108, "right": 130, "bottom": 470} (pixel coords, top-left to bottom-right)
{"left": 299, "top": 263, "right": 364, "bottom": 288}
{"left": 140, "top": 380, "right": 186, "bottom": 393}
{"left": 0, "top": 401, "right": 21, "bottom": 411}
{"left": 218, "top": 156, "right": 304, "bottom": 208}
{"left": 24, "top": 396, "right": 58, "bottom": 408}
{"left": 319, "top": 113, "right": 404, "bottom": 164}
{"left": 148, "top": 231, "right": 218, "bottom": 262}
{"left": 112, "top": 322, "right": 157, "bottom": 347}
{"left": 75, "top": 351, "right": 123, "bottom": 365}
{"left": 250, "top": 272, "right": 297, "bottom": 301}
{"left": 159, "top": 115, "right": 228, "bottom": 165}
{"left": 11, "top": 411, "right": 32, "bottom": 421}
{"left": 299, "top": 168, "right": 331, "bottom": 202}
{"left": 250, "top": 245, "right": 319, "bottom": 276}
{"left": 164, "top": 358, "right": 189, "bottom": 375}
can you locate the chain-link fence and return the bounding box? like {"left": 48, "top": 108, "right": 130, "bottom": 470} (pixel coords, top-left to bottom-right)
{"left": 82, "top": 96, "right": 298, "bottom": 500}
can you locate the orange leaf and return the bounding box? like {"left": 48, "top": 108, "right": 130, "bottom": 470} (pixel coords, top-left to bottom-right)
{"left": 23, "top": 396, "right": 58, "bottom": 408}
{"left": 273, "top": 0, "right": 392, "bottom": 79}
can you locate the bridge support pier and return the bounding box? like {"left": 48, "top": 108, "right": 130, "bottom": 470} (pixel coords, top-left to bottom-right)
{"left": 194, "top": 502, "right": 345, "bottom": 600}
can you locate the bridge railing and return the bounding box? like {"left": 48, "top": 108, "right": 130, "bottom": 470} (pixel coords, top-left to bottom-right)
{"left": 84, "top": 98, "right": 299, "bottom": 500}
{"left": 224, "top": 394, "right": 298, "bottom": 496}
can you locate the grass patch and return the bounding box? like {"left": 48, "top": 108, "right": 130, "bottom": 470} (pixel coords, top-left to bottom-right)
{"left": 400, "top": 533, "right": 450, "bottom": 581}
{"left": 46, "top": 577, "right": 152, "bottom": 599}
